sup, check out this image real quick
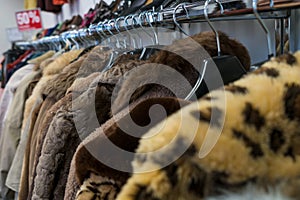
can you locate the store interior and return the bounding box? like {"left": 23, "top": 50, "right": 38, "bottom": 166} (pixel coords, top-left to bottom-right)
{"left": 0, "top": 0, "right": 299, "bottom": 199}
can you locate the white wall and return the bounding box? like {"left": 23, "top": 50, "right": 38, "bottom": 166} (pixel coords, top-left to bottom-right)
{"left": 0, "top": 0, "right": 58, "bottom": 55}
{"left": 188, "top": 20, "right": 276, "bottom": 64}
{"left": 0, "top": 0, "right": 24, "bottom": 54}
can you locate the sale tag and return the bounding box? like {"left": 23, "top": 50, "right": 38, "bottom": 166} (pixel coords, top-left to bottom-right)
{"left": 15, "top": 9, "right": 43, "bottom": 31}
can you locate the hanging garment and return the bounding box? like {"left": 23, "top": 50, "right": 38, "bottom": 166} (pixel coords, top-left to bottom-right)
{"left": 6, "top": 50, "right": 32, "bottom": 72}
{"left": 25, "top": 53, "right": 89, "bottom": 200}
{"left": 113, "top": 31, "right": 251, "bottom": 113}
{"left": 18, "top": 49, "right": 83, "bottom": 200}
{"left": 23, "top": 46, "right": 110, "bottom": 200}
{"left": 66, "top": 30, "right": 252, "bottom": 200}
{"left": 6, "top": 52, "right": 76, "bottom": 195}
{"left": 1, "top": 49, "right": 26, "bottom": 88}
{"left": 68, "top": 97, "right": 191, "bottom": 200}
{"left": 31, "top": 55, "right": 145, "bottom": 200}
{"left": 21, "top": 49, "right": 82, "bottom": 134}
{"left": 64, "top": 59, "right": 196, "bottom": 200}
{"left": 0, "top": 64, "right": 35, "bottom": 200}
{"left": 116, "top": 52, "right": 300, "bottom": 200}
{"left": 18, "top": 46, "right": 111, "bottom": 200}
{"left": 0, "top": 50, "right": 54, "bottom": 199}
{"left": 5, "top": 71, "right": 42, "bottom": 193}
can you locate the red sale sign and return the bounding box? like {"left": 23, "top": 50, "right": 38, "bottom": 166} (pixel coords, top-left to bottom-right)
{"left": 15, "top": 9, "right": 43, "bottom": 31}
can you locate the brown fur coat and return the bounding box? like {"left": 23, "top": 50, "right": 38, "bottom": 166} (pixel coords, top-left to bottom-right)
{"left": 24, "top": 46, "right": 113, "bottom": 200}
{"left": 31, "top": 56, "right": 144, "bottom": 200}
{"left": 112, "top": 31, "right": 250, "bottom": 113}
{"left": 18, "top": 49, "right": 83, "bottom": 200}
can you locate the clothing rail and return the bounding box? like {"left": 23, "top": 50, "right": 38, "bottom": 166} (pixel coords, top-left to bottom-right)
{"left": 15, "top": 0, "right": 299, "bottom": 50}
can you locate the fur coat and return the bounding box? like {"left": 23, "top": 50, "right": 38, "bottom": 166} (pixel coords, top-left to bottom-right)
{"left": 69, "top": 97, "right": 190, "bottom": 200}
{"left": 18, "top": 49, "right": 83, "bottom": 200}
{"left": 116, "top": 52, "right": 300, "bottom": 200}
{"left": 65, "top": 30, "right": 252, "bottom": 200}
{"left": 112, "top": 31, "right": 250, "bottom": 113}
{"left": 21, "top": 49, "right": 83, "bottom": 132}
{"left": 21, "top": 46, "right": 112, "bottom": 200}
{"left": 30, "top": 54, "right": 144, "bottom": 200}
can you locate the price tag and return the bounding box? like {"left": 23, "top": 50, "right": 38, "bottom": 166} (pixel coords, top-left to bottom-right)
{"left": 15, "top": 9, "right": 43, "bottom": 31}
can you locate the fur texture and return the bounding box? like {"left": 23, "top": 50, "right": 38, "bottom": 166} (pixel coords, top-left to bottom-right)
{"left": 206, "top": 185, "right": 293, "bottom": 200}
{"left": 66, "top": 72, "right": 101, "bottom": 95}
{"left": 25, "top": 55, "right": 87, "bottom": 199}
{"left": 27, "top": 51, "right": 55, "bottom": 67}
{"left": 18, "top": 49, "right": 83, "bottom": 200}
{"left": 112, "top": 31, "right": 250, "bottom": 113}
{"left": 21, "top": 49, "right": 83, "bottom": 132}
{"left": 115, "top": 52, "right": 300, "bottom": 200}
{"left": 31, "top": 57, "right": 144, "bottom": 200}
{"left": 76, "top": 172, "right": 122, "bottom": 200}
{"left": 72, "top": 98, "right": 190, "bottom": 200}
{"left": 25, "top": 46, "right": 113, "bottom": 200}
{"left": 76, "top": 46, "right": 112, "bottom": 78}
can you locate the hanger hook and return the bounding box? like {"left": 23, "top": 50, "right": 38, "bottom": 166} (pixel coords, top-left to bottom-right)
{"left": 115, "top": 16, "right": 127, "bottom": 48}
{"left": 132, "top": 14, "right": 143, "bottom": 47}
{"left": 146, "top": 11, "right": 159, "bottom": 44}
{"left": 204, "top": 0, "right": 224, "bottom": 56}
{"left": 173, "top": 3, "right": 191, "bottom": 36}
{"left": 107, "top": 19, "right": 121, "bottom": 47}
{"left": 115, "top": 16, "right": 123, "bottom": 34}
{"left": 252, "top": 0, "right": 273, "bottom": 58}
{"left": 76, "top": 29, "right": 85, "bottom": 47}
{"left": 107, "top": 19, "right": 115, "bottom": 36}
{"left": 138, "top": 11, "right": 155, "bottom": 44}
{"left": 124, "top": 14, "right": 137, "bottom": 49}
{"left": 97, "top": 20, "right": 108, "bottom": 39}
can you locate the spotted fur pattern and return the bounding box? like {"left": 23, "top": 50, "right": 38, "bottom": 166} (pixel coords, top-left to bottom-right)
{"left": 115, "top": 51, "right": 300, "bottom": 200}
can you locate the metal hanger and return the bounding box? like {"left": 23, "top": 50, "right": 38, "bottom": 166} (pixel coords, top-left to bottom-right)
{"left": 115, "top": 16, "right": 128, "bottom": 49}
{"left": 190, "top": 0, "right": 247, "bottom": 98}
{"left": 124, "top": 14, "right": 138, "bottom": 49}
{"left": 138, "top": 11, "right": 155, "bottom": 45}
{"left": 132, "top": 14, "right": 144, "bottom": 48}
{"left": 204, "top": 0, "right": 223, "bottom": 56}
{"left": 145, "top": 10, "right": 159, "bottom": 45}
{"left": 102, "top": 18, "right": 131, "bottom": 72}
{"left": 138, "top": 11, "right": 165, "bottom": 60}
{"left": 172, "top": 2, "right": 191, "bottom": 37}
{"left": 97, "top": 20, "right": 110, "bottom": 47}
{"left": 178, "top": 3, "right": 207, "bottom": 100}
{"left": 252, "top": 0, "right": 273, "bottom": 60}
